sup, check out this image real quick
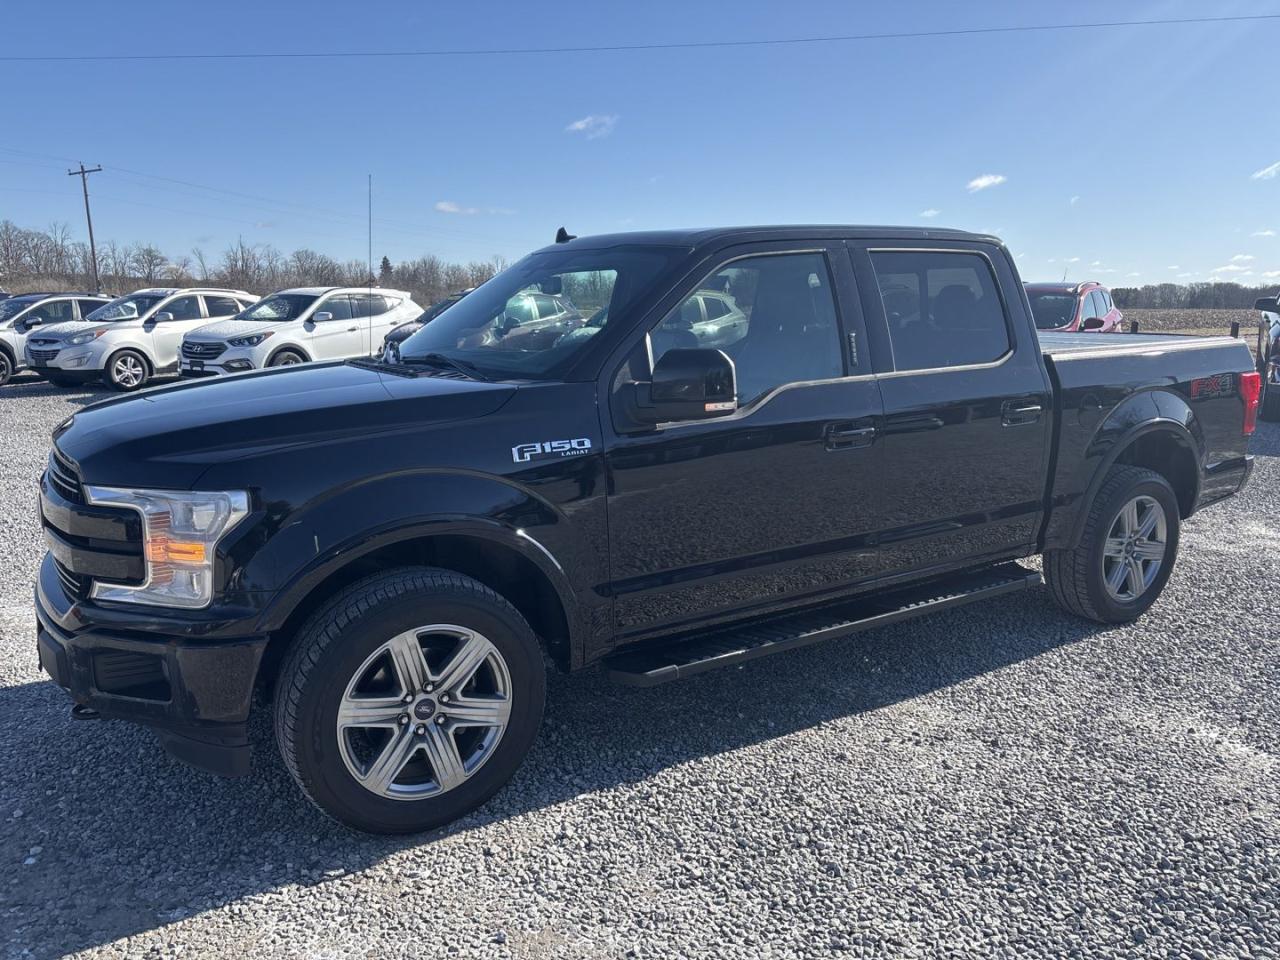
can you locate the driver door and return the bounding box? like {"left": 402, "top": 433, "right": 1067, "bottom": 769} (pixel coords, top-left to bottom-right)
{"left": 306, "top": 295, "right": 363, "bottom": 359}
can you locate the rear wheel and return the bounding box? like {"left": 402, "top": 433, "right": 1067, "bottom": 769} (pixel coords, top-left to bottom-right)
{"left": 0, "top": 351, "right": 12, "bottom": 386}
{"left": 274, "top": 567, "right": 546, "bottom": 834}
{"left": 268, "top": 349, "right": 306, "bottom": 367}
{"left": 107, "top": 349, "right": 149, "bottom": 391}
{"left": 1045, "top": 465, "right": 1180, "bottom": 624}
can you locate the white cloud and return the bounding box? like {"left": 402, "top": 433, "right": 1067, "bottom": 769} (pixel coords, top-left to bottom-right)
{"left": 919, "top": 208, "right": 940, "bottom": 218}
{"left": 434, "top": 200, "right": 476, "bottom": 215}
{"left": 1251, "top": 160, "right": 1280, "bottom": 180}
{"left": 1231, "top": 253, "right": 1255, "bottom": 262}
{"left": 966, "top": 173, "right": 1006, "bottom": 192}
{"left": 1090, "top": 260, "right": 1102, "bottom": 267}
{"left": 1263, "top": 270, "right": 1280, "bottom": 278}
{"left": 1167, "top": 265, "right": 1180, "bottom": 270}
{"left": 1252, "top": 228, "right": 1276, "bottom": 237}
{"left": 1177, "top": 272, "right": 1194, "bottom": 278}
{"left": 1211, "top": 264, "right": 1251, "bottom": 274}
{"left": 1065, "top": 257, "right": 1081, "bottom": 263}
{"left": 1127, "top": 272, "right": 1141, "bottom": 277}
{"left": 1070, "top": 195, "right": 1080, "bottom": 205}
{"left": 565, "top": 114, "right": 619, "bottom": 139}
{"left": 1096, "top": 268, "right": 1118, "bottom": 274}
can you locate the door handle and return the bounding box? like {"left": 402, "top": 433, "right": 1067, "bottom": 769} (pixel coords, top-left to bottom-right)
{"left": 347, "top": 326, "right": 359, "bottom": 332}
{"left": 1001, "top": 401, "right": 1043, "bottom": 426}
{"left": 824, "top": 422, "right": 876, "bottom": 450}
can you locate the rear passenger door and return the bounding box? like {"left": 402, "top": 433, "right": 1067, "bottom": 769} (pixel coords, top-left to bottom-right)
{"left": 851, "top": 243, "right": 1052, "bottom": 579}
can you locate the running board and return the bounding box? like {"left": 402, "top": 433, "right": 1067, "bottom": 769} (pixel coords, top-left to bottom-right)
{"left": 603, "top": 562, "right": 1041, "bottom": 686}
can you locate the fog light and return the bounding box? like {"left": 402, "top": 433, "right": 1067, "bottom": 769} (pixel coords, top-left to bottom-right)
{"left": 224, "top": 359, "right": 253, "bottom": 371}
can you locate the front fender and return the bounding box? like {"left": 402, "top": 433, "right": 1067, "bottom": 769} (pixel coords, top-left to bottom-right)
{"left": 1043, "top": 388, "right": 1202, "bottom": 550}
{"left": 244, "top": 470, "right": 596, "bottom": 643}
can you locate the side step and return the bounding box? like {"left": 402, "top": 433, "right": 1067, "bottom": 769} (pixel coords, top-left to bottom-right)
{"left": 604, "top": 562, "right": 1041, "bottom": 686}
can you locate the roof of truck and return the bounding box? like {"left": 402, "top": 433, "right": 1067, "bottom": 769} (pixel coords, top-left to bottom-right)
{"left": 539, "top": 225, "right": 1000, "bottom": 253}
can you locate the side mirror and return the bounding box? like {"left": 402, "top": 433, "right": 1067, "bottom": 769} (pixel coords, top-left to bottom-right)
{"left": 153, "top": 311, "right": 174, "bottom": 323}
{"left": 311, "top": 311, "right": 333, "bottom": 323}
{"left": 1254, "top": 296, "right": 1279, "bottom": 314}
{"left": 498, "top": 314, "right": 519, "bottom": 335}
{"left": 1082, "top": 316, "right": 1105, "bottom": 331}
{"left": 636, "top": 348, "right": 737, "bottom": 424}
{"left": 540, "top": 276, "right": 563, "bottom": 296}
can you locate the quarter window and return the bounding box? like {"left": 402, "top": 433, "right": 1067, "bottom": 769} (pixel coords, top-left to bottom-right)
{"left": 702, "top": 295, "right": 730, "bottom": 320}
{"left": 204, "top": 295, "right": 240, "bottom": 317}
{"left": 869, "top": 250, "right": 1011, "bottom": 371}
{"left": 650, "top": 252, "right": 843, "bottom": 405}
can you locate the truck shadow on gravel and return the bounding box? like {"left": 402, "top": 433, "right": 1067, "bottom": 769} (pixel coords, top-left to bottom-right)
{"left": 1, "top": 586, "right": 1103, "bottom": 957}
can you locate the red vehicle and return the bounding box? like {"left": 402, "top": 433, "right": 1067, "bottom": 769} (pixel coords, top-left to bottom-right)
{"left": 1024, "top": 281, "right": 1124, "bottom": 333}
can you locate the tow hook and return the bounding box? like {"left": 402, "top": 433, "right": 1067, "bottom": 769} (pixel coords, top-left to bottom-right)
{"left": 70, "top": 704, "right": 100, "bottom": 721}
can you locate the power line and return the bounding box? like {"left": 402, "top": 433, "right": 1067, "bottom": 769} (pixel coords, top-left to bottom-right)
{"left": 0, "top": 13, "right": 1275, "bottom": 63}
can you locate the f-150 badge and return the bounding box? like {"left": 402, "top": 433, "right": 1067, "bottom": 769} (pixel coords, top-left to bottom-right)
{"left": 512, "top": 438, "right": 593, "bottom": 463}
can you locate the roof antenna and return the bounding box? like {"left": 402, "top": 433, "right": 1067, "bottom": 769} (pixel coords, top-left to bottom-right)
{"left": 555, "top": 226, "right": 576, "bottom": 244}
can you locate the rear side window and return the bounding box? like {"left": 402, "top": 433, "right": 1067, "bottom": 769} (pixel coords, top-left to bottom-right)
{"left": 76, "top": 299, "right": 105, "bottom": 319}
{"left": 869, "top": 250, "right": 1011, "bottom": 371}
{"left": 702, "top": 295, "right": 729, "bottom": 320}
{"left": 203, "top": 295, "right": 240, "bottom": 317}
{"left": 163, "top": 296, "right": 202, "bottom": 321}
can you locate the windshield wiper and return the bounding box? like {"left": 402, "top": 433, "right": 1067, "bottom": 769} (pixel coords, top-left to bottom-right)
{"left": 401, "top": 352, "right": 491, "bottom": 381}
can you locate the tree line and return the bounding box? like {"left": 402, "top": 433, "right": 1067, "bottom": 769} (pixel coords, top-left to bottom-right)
{"left": 0, "top": 220, "right": 507, "bottom": 308}
{"left": 1110, "top": 281, "right": 1275, "bottom": 310}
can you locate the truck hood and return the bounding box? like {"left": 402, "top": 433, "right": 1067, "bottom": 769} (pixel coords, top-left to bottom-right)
{"left": 53, "top": 361, "right": 517, "bottom": 488}
{"left": 186, "top": 318, "right": 284, "bottom": 341}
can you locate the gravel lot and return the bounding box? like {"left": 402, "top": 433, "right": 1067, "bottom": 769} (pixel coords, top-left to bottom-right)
{"left": 1, "top": 370, "right": 1277, "bottom": 960}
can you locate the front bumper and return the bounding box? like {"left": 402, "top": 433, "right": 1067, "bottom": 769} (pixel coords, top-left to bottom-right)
{"left": 179, "top": 345, "right": 258, "bottom": 378}
{"left": 35, "top": 555, "right": 268, "bottom": 777}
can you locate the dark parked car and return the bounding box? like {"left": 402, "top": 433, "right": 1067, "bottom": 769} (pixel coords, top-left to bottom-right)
{"left": 35, "top": 226, "right": 1257, "bottom": 834}
{"left": 1253, "top": 292, "right": 1280, "bottom": 421}
{"left": 380, "top": 288, "right": 474, "bottom": 363}
{"left": 1025, "top": 280, "right": 1124, "bottom": 332}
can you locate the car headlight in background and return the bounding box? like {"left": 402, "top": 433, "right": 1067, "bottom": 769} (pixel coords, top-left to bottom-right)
{"left": 67, "top": 329, "right": 106, "bottom": 346}
{"left": 227, "top": 332, "right": 273, "bottom": 348}
{"left": 84, "top": 487, "right": 250, "bottom": 608}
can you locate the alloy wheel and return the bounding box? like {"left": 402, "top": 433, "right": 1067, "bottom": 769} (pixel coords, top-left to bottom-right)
{"left": 336, "top": 625, "right": 512, "bottom": 800}
{"left": 1102, "top": 495, "right": 1167, "bottom": 602}
{"left": 112, "top": 354, "right": 145, "bottom": 388}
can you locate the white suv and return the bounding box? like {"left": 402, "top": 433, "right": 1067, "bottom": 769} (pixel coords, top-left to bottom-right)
{"left": 0, "top": 292, "right": 111, "bottom": 386}
{"left": 178, "top": 287, "right": 421, "bottom": 378}
{"left": 27, "top": 287, "right": 256, "bottom": 390}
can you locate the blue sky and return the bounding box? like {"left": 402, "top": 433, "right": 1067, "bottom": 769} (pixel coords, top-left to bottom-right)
{"left": 2, "top": 0, "right": 1279, "bottom": 286}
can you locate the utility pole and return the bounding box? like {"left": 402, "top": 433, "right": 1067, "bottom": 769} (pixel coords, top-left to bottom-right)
{"left": 68, "top": 163, "right": 103, "bottom": 293}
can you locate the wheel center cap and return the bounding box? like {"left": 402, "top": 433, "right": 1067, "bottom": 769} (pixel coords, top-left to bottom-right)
{"left": 413, "top": 698, "right": 437, "bottom": 720}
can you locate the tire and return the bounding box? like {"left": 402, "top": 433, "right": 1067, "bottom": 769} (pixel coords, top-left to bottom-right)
{"left": 106, "top": 349, "right": 149, "bottom": 391}
{"left": 0, "top": 351, "right": 12, "bottom": 387}
{"left": 1045, "top": 465, "right": 1180, "bottom": 624}
{"left": 268, "top": 349, "right": 307, "bottom": 367}
{"left": 1261, "top": 367, "right": 1280, "bottom": 422}
{"left": 274, "top": 567, "right": 546, "bottom": 834}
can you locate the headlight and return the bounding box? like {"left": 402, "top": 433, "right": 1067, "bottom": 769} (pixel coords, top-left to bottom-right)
{"left": 84, "top": 487, "right": 250, "bottom": 609}
{"left": 67, "top": 329, "right": 105, "bottom": 346}
{"left": 228, "top": 332, "right": 273, "bottom": 348}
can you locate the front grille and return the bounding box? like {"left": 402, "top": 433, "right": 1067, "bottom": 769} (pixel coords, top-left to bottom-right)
{"left": 179, "top": 368, "right": 219, "bottom": 379}
{"left": 53, "top": 558, "right": 89, "bottom": 601}
{"left": 182, "top": 341, "right": 225, "bottom": 361}
{"left": 47, "top": 450, "right": 83, "bottom": 503}
{"left": 28, "top": 347, "right": 60, "bottom": 363}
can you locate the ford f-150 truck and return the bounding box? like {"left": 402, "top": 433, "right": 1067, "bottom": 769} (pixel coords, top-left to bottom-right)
{"left": 34, "top": 226, "right": 1259, "bottom": 833}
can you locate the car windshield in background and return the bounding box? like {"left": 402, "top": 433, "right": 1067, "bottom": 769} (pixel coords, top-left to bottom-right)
{"left": 238, "top": 293, "right": 320, "bottom": 322}
{"left": 0, "top": 298, "right": 36, "bottom": 323}
{"left": 398, "top": 246, "right": 681, "bottom": 378}
{"left": 84, "top": 294, "right": 164, "bottom": 322}
{"left": 1027, "top": 292, "right": 1079, "bottom": 329}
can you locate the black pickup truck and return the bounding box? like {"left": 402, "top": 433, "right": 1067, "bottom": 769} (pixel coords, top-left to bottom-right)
{"left": 35, "top": 226, "right": 1259, "bottom": 833}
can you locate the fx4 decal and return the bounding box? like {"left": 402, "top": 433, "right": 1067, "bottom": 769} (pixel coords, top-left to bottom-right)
{"left": 512, "top": 438, "right": 593, "bottom": 463}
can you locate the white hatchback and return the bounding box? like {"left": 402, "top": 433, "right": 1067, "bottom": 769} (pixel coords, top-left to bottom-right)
{"left": 27, "top": 287, "right": 257, "bottom": 390}
{"left": 179, "top": 287, "right": 421, "bottom": 378}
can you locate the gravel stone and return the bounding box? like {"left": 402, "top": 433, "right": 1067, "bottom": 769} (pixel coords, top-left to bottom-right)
{"left": 0, "top": 375, "right": 1277, "bottom": 959}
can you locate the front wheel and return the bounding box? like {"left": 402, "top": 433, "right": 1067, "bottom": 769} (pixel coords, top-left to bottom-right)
{"left": 0, "top": 351, "right": 12, "bottom": 386}
{"left": 1045, "top": 465, "right": 1181, "bottom": 623}
{"left": 107, "top": 349, "right": 149, "bottom": 391}
{"left": 274, "top": 567, "right": 546, "bottom": 834}
{"left": 268, "top": 349, "right": 306, "bottom": 367}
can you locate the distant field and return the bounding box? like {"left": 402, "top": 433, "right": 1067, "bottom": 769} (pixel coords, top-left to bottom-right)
{"left": 1121, "top": 307, "right": 1257, "bottom": 335}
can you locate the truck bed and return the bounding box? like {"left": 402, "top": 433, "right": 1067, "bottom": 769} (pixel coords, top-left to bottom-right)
{"left": 1037, "top": 331, "right": 1240, "bottom": 358}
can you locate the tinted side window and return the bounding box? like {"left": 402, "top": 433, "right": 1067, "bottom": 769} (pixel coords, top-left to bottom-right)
{"left": 76, "top": 299, "right": 106, "bottom": 319}
{"left": 869, "top": 251, "right": 1010, "bottom": 371}
{"left": 204, "top": 295, "right": 240, "bottom": 317}
{"left": 28, "top": 299, "right": 75, "bottom": 324}
{"left": 1091, "top": 291, "right": 1108, "bottom": 318}
{"left": 318, "top": 296, "right": 353, "bottom": 321}
{"left": 651, "top": 252, "right": 843, "bottom": 405}
{"left": 506, "top": 296, "right": 536, "bottom": 325}
{"left": 702, "top": 295, "right": 729, "bottom": 320}
{"left": 163, "top": 296, "right": 202, "bottom": 321}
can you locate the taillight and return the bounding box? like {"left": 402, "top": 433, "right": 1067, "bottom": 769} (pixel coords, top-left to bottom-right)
{"left": 1241, "top": 371, "right": 1261, "bottom": 435}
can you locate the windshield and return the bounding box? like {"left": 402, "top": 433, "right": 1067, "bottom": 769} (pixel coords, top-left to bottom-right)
{"left": 0, "top": 299, "right": 35, "bottom": 324}
{"left": 84, "top": 294, "right": 165, "bottom": 323}
{"left": 1027, "top": 292, "right": 1079, "bottom": 330}
{"left": 237, "top": 292, "right": 320, "bottom": 322}
{"left": 398, "top": 246, "right": 680, "bottom": 378}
